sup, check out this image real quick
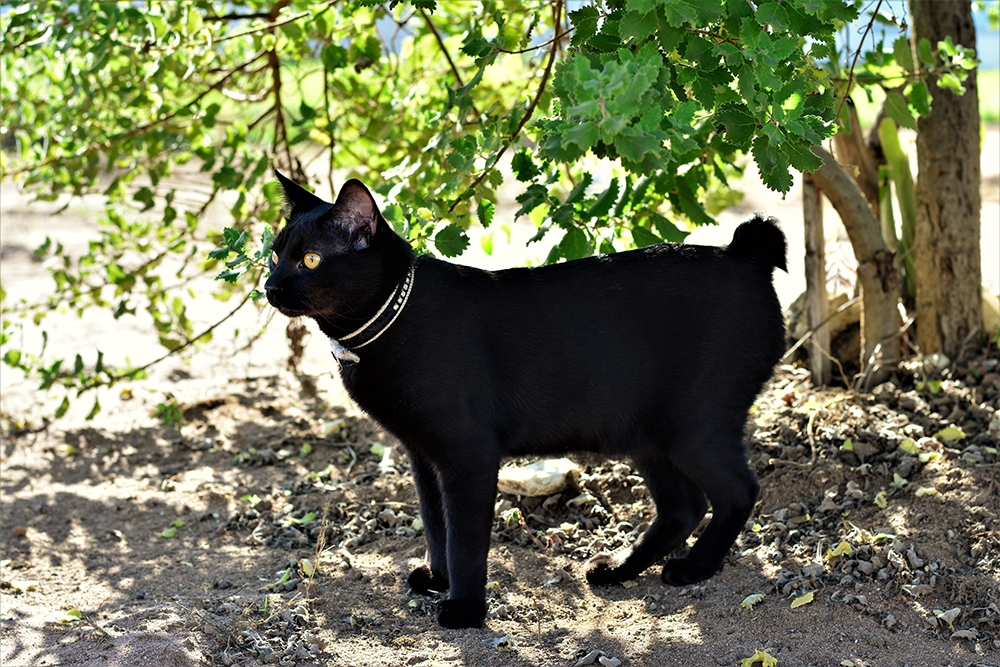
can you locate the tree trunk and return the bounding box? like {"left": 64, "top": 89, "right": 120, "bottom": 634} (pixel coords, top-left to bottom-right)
{"left": 803, "top": 172, "right": 831, "bottom": 386}
{"left": 909, "top": 0, "right": 983, "bottom": 359}
{"left": 809, "top": 147, "right": 901, "bottom": 388}
{"left": 833, "top": 98, "right": 880, "bottom": 214}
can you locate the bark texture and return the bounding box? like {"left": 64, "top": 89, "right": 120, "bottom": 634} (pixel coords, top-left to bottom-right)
{"left": 803, "top": 172, "right": 831, "bottom": 387}
{"left": 809, "top": 146, "right": 900, "bottom": 386}
{"left": 910, "top": 0, "right": 983, "bottom": 358}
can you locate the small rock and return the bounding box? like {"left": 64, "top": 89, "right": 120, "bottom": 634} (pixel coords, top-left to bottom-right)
{"left": 574, "top": 649, "right": 605, "bottom": 666}
{"left": 802, "top": 563, "right": 824, "bottom": 578}
{"left": 215, "top": 579, "right": 233, "bottom": 589}
{"left": 856, "top": 561, "right": 876, "bottom": 576}
{"left": 935, "top": 607, "right": 961, "bottom": 626}
{"left": 497, "top": 458, "right": 580, "bottom": 497}
{"left": 815, "top": 496, "right": 837, "bottom": 513}
{"left": 598, "top": 657, "right": 622, "bottom": 667}
{"left": 926, "top": 352, "right": 950, "bottom": 373}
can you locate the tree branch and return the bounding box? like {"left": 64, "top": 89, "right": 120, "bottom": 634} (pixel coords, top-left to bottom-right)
{"left": 808, "top": 145, "right": 901, "bottom": 384}
{"left": 419, "top": 8, "right": 465, "bottom": 87}
{"left": 5, "top": 50, "right": 268, "bottom": 176}
{"left": 212, "top": 8, "right": 305, "bottom": 45}
{"left": 205, "top": 11, "right": 273, "bottom": 22}
{"left": 494, "top": 27, "right": 573, "bottom": 55}
{"left": 449, "top": 0, "right": 563, "bottom": 212}
{"left": 835, "top": 0, "right": 884, "bottom": 120}
{"left": 115, "top": 290, "right": 256, "bottom": 383}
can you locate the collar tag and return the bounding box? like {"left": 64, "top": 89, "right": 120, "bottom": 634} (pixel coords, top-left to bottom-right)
{"left": 330, "top": 338, "right": 361, "bottom": 364}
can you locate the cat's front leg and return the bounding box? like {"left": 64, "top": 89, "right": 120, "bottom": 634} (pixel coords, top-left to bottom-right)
{"left": 435, "top": 464, "right": 499, "bottom": 629}
{"left": 406, "top": 451, "right": 450, "bottom": 594}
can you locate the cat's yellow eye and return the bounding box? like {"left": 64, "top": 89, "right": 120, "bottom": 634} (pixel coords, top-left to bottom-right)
{"left": 270, "top": 251, "right": 279, "bottom": 265}
{"left": 303, "top": 252, "right": 321, "bottom": 269}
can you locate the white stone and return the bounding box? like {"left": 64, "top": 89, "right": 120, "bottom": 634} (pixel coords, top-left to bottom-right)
{"left": 497, "top": 458, "right": 580, "bottom": 497}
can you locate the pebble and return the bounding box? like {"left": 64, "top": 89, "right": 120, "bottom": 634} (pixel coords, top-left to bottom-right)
{"left": 497, "top": 458, "right": 580, "bottom": 496}
{"left": 574, "top": 649, "right": 605, "bottom": 666}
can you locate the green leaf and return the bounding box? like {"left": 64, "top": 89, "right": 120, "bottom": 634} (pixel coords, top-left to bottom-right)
{"left": 85, "top": 397, "right": 101, "bottom": 420}
{"left": 884, "top": 90, "right": 917, "bottom": 130}
{"left": 714, "top": 102, "right": 757, "bottom": 147}
{"left": 621, "top": 10, "right": 656, "bottom": 42}
{"left": 654, "top": 8, "right": 687, "bottom": 52}
{"left": 751, "top": 135, "right": 793, "bottom": 193}
{"left": 933, "top": 426, "right": 966, "bottom": 442}
{"left": 626, "top": 0, "right": 657, "bottom": 13}
{"left": 299, "top": 100, "right": 316, "bottom": 121}
{"left": 651, "top": 213, "right": 690, "bottom": 242}
{"left": 565, "top": 173, "right": 594, "bottom": 205}
{"left": 676, "top": 190, "right": 714, "bottom": 226}
{"left": 511, "top": 150, "right": 540, "bottom": 182}
{"left": 784, "top": 141, "right": 824, "bottom": 172}
{"left": 55, "top": 396, "right": 70, "bottom": 419}
{"left": 222, "top": 228, "right": 246, "bottom": 249}
{"left": 569, "top": 6, "right": 599, "bottom": 46}
{"left": 564, "top": 122, "right": 599, "bottom": 151}
{"left": 134, "top": 187, "right": 155, "bottom": 212}
{"left": 322, "top": 43, "right": 348, "bottom": 70}
{"left": 477, "top": 200, "right": 495, "bottom": 228}
{"left": 906, "top": 82, "right": 931, "bottom": 117}
{"left": 755, "top": 2, "right": 789, "bottom": 30}
{"left": 631, "top": 226, "right": 661, "bottom": 247}
{"left": 937, "top": 72, "right": 966, "bottom": 96}
{"left": 916, "top": 38, "right": 935, "bottom": 66}
{"left": 587, "top": 178, "right": 619, "bottom": 220}
{"left": 557, "top": 227, "right": 593, "bottom": 261}
{"left": 433, "top": 224, "right": 470, "bottom": 257}
{"left": 660, "top": 0, "right": 699, "bottom": 27}
{"left": 892, "top": 36, "right": 914, "bottom": 73}
{"left": 461, "top": 37, "right": 492, "bottom": 59}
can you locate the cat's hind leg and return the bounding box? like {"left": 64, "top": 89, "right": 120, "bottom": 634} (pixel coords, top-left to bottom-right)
{"left": 660, "top": 430, "right": 759, "bottom": 586}
{"left": 585, "top": 454, "right": 707, "bottom": 586}
{"left": 406, "top": 451, "right": 450, "bottom": 594}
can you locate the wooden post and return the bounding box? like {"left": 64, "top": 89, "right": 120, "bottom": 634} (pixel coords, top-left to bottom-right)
{"left": 803, "top": 172, "right": 831, "bottom": 386}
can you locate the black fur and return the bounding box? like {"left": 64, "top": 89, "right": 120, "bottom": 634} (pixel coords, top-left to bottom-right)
{"left": 264, "top": 173, "right": 787, "bottom": 629}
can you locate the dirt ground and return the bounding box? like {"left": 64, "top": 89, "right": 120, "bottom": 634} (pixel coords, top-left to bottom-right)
{"left": 2, "top": 143, "right": 999, "bottom": 667}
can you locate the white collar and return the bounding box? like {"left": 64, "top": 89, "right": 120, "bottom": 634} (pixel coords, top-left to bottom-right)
{"left": 328, "top": 263, "right": 415, "bottom": 365}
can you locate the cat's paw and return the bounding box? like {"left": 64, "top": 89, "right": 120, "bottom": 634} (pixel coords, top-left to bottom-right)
{"left": 436, "top": 599, "right": 486, "bottom": 629}
{"left": 584, "top": 553, "right": 626, "bottom": 586}
{"left": 660, "top": 557, "right": 718, "bottom": 586}
{"left": 408, "top": 566, "right": 449, "bottom": 594}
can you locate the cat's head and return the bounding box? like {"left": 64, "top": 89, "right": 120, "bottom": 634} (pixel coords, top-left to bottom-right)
{"left": 264, "top": 171, "right": 398, "bottom": 321}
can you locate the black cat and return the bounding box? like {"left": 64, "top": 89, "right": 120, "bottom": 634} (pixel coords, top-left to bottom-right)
{"left": 264, "top": 171, "right": 787, "bottom": 629}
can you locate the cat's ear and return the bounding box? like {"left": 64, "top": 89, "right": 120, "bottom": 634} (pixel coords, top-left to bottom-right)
{"left": 273, "top": 169, "right": 332, "bottom": 214}
{"left": 334, "top": 179, "right": 380, "bottom": 249}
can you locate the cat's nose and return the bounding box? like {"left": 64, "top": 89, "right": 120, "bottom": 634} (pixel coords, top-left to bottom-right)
{"left": 263, "top": 277, "right": 279, "bottom": 292}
